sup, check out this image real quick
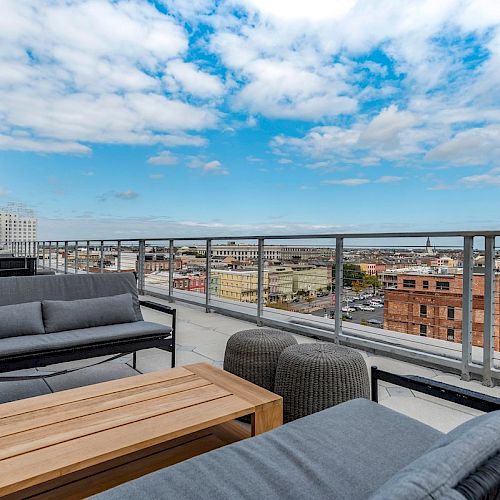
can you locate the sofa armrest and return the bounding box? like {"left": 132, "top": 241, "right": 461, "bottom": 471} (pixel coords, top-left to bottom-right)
{"left": 139, "top": 300, "right": 176, "bottom": 367}
{"left": 371, "top": 366, "right": 500, "bottom": 412}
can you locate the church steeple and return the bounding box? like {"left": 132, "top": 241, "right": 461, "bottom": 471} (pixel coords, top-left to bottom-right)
{"left": 425, "top": 237, "right": 433, "bottom": 255}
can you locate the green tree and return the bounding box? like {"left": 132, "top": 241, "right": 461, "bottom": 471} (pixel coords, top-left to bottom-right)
{"left": 363, "top": 275, "right": 381, "bottom": 294}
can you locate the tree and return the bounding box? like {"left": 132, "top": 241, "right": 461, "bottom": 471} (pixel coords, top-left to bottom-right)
{"left": 352, "top": 280, "right": 364, "bottom": 293}
{"left": 363, "top": 275, "right": 381, "bottom": 294}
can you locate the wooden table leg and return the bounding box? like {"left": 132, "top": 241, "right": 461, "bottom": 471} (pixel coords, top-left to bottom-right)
{"left": 251, "top": 399, "right": 283, "bottom": 436}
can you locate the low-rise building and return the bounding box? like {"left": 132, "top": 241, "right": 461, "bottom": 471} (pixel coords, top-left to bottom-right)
{"left": 268, "top": 267, "right": 294, "bottom": 302}
{"left": 292, "top": 266, "right": 329, "bottom": 295}
{"left": 384, "top": 272, "right": 500, "bottom": 350}
{"left": 210, "top": 269, "right": 269, "bottom": 303}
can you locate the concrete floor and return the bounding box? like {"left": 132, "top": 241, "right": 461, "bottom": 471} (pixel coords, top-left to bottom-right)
{"left": 1, "top": 300, "right": 498, "bottom": 433}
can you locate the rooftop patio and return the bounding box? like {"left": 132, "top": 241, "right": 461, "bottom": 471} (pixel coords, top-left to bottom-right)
{"left": 1, "top": 297, "right": 498, "bottom": 433}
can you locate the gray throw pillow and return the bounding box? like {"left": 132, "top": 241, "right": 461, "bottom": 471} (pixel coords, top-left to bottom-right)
{"left": 0, "top": 301, "right": 45, "bottom": 338}
{"left": 43, "top": 293, "right": 138, "bottom": 333}
{"left": 369, "top": 410, "right": 500, "bottom": 500}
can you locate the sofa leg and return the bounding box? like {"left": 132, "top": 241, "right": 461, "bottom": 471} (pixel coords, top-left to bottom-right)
{"left": 132, "top": 352, "right": 137, "bottom": 370}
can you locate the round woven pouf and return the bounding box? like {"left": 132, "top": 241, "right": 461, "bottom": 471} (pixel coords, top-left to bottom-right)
{"left": 223, "top": 329, "right": 298, "bottom": 391}
{"left": 274, "top": 343, "right": 369, "bottom": 423}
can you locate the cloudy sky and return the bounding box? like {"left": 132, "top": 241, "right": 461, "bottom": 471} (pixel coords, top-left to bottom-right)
{"left": 1, "top": 0, "right": 500, "bottom": 239}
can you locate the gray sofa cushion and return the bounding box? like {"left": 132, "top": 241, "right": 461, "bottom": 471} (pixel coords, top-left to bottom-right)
{"left": 370, "top": 410, "right": 500, "bottom": 500}
{"left": 0, "top": 302, "right": 45, "bottom": 338}
{"left": 43, "top": 293, "right": 137, "bottom": 333}
{"left": 0, "top": 321, "right": 171, "bottom": 357}
{"left": 0, "top": 273, "right": 143, "bottom": 321}
{"left": 94, "top": 398, "right": 442, "bottom": 500}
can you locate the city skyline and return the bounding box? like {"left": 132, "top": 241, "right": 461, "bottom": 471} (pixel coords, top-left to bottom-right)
{"left": 1, "top": 0, "right": 500, "bottom": 239}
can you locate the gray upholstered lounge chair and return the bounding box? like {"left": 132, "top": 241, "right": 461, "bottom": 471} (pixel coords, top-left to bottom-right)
{"left": 95, "top": 398, "right": 500, "bottom": 500}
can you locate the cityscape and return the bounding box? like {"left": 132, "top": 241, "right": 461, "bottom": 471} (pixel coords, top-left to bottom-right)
{"left": 2, "top": 204, "right": 499, "bottom": 352}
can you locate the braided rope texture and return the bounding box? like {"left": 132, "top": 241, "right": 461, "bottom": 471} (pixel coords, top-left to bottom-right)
{"left": 223, "top": 328, "right": 298, "bottom": 391}
{"left": 274, "top": 343, "right": 370, "bottom": 423}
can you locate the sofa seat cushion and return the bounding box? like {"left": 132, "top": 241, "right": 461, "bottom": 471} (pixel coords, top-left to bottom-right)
{"left": 94, "top": 398, "right": 443, "bottom": 500}
{"left": 0, "top": 302, "right": 45, "bottom": 338}
{"left": 370, "top": 410, "right": 500, "bottom": 500}
{"left": 43, "top": 293, "right": 138, "bottom": 333}
{"left": 0, "top": 321, "right": 171, "bottom": 357}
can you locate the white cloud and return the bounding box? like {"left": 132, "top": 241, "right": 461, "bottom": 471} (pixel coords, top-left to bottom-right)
{"left": 115, "top": 190, "right": 139, "bottom": 200}
{"left": 0, "top": 135, "right": 91, "bottom": 154}
{"left": 202, "top": 160, "right": 229, "bottom": 175}
{"left": 322, "top": 178, "right": 369, "bottom": 186}
{"left": 246, "top": 156, "right": 264, "bottom": 162}
{"left": 359, "top": 105, "right": 419, "bottom": 149}
{"left": 426, "top": 125, "right": 500, "bottom": 166}
{"left": 160, "top": 134, "right": 208, "bottom": 148}
{"left": 375, "top": 175, "right": 403, "bottom": 183}
{"left": 0, "top": 187, "right": 10, "bottom": 197}
{"left": 147, "top": 151, "right": 178, "bottom": 166}
{"left": 459, "top": 167, "right": 500, "bottom": 187}
{"left": 149, "top": 173, "right": 165, "bottom": 180}
{"left": 0, "top": 0, "right": 217, "bottom": 154}
{"left": 187, "top": 157, "right": 229, "bottom": 175}
{"left": 164, "top": 60, "right": 225, "bottom": 98}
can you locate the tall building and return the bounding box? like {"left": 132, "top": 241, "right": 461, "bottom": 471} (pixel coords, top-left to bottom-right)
{"left": 384, "top": 271, "right": 500, "bottom": 350}
{"left": 0, "top": 203, "right": 37, "bottom": 248}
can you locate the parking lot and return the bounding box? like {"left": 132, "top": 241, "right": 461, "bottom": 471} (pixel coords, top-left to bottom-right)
{"left": 311, "top": 290, "right": 385, "bottom": 328}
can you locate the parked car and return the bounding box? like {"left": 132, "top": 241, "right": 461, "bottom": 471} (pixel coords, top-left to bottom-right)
{"left": 368, "top": 319, "right": 383, "bottom": 326}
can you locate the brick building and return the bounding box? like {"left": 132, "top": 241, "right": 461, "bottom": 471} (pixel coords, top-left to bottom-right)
{"left": 384, "top": 272, "right": 500, "bottom": 350}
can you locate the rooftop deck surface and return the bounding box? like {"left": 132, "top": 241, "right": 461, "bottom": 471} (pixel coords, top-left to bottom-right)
{"left": 1, "top": 299, "right": 498, "bottom": 433}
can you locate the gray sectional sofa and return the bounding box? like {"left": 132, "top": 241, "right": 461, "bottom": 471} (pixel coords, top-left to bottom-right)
{"left": 96, "top": 398, "right": 500, "bottom": 500}
{"left": 0, "top": 272, "right": 175, "bottom": 372}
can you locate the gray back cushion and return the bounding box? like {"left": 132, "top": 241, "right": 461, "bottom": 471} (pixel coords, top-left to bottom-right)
{"left": 0, "top": 273, "right": 142, "bottom": 320}
{"left": 0, "top": 302, "right": 45, "bottom": 338}
{"left": 43, "top": 293, "right": 138, "bottom": 333}
{"left": 370, "top": 410, "right": 500, "bottom": 500}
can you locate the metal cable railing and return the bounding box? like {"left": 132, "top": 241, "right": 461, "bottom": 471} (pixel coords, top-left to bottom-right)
{"left": 13, "top": 230, "right": 500, "bottom": 386}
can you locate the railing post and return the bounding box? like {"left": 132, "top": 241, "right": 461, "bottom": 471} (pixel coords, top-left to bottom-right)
{"left": 48, "top": 241, "right": 52, "bottom": 270}
{"left": 461, "top": 235, "right": 474, "bottom": 381}
{"left": 117, "top": 241, "right": 122, "bottom": 272}
{"left": 168, "top": 239, "right": 174, "bottom": 302}
{"left": 55, "top": 241, "right": 59, "bottom": 273}
{"left": 86, "top": 241, "right": 90, "bottom": 273}
{"left": 205, "top": 239, "right": 211, "bottom": 313}
{"left": 334, "top": 237, "right": 344, "bottom": 343}
{"left": 42, "top": 241, "right": 46, "bottom": 269}
{"left": 100, "top": 240, "right": 105, "bottom": 273}
{"left": 74, "top": 241, "right": 79, "bottom": 273}
{"left": 483, "top": 236, "right": 495, "bottom": 387}
{"left": 138, "top": 240, "right": 145, "bottom": 293}
{"left": 257, "top": 237, "right": 264, "bottom": 325}
{"left": 64, "top": 241, "right": 68, "bottom": 274}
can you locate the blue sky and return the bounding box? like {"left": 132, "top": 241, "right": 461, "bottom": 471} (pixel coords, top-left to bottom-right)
{"left": 1, "top": 0, "right": 500, "bottom": 239}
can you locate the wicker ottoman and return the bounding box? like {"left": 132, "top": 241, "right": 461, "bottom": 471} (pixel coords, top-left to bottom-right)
{"left": 274, "top": 343, "right": 369, "bottom": 423}
{"left": 223, "top": 329, "right": 298, "bottom": 391}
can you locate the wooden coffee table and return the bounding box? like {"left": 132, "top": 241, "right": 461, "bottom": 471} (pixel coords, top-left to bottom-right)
{"left": 0, "top": 363, "right": 282, "bottom": 499}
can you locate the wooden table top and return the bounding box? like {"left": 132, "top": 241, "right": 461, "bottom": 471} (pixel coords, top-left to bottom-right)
{"left": 0, "top": 363, "right": 282, "bottom": 497}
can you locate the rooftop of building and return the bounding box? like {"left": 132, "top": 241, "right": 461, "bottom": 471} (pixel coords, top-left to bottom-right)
{"left": 2, "top": 298, "right": 498, "bottom": 434}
